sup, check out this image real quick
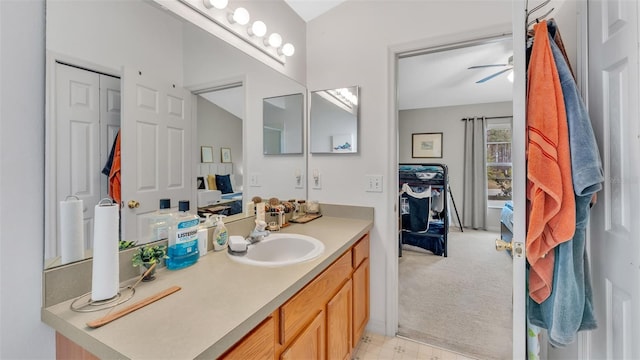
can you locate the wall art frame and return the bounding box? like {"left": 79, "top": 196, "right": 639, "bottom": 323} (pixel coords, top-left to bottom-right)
{"left": 201, "top": 146, "right": 213, "bottom": 163}
{"left": 221, "top": 147, "right": 232, "bottom": 163}
{"left": 412, "top": 132, "right": 443, "bottom": 158}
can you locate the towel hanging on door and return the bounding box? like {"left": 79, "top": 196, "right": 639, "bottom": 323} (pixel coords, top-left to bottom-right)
{"left": 525, "top": 20, "right": 576, "bottom": 304}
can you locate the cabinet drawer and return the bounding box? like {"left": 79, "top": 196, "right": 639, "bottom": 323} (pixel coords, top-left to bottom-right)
{"left": 352, "top": 234, "right": 370, "bottom": 268}
{"left": 220, "top": 316, "right": 275, "bottom": 360}
{"left": 280, "top": 251, "right": 352, "bottom": 345}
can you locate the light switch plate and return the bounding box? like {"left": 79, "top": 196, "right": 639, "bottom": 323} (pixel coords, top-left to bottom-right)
{"left": 249, "top": 173, "right": 261, "bottom": 187}
{"left": 365, "top": 175, "right": 383, "bottom": 192}
{"left": 312, "top": 169, "right": 321, "bottom": 189}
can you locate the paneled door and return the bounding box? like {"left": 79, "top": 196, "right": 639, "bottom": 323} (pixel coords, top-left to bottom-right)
{"left": 588, "top": 0, "right": 640, "bottom": 358}
{"left": 121, "top": 68, "right": 192, "bottom": 244}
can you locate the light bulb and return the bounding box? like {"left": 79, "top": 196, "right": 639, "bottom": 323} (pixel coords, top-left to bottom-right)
{"left": 280, "top": 43, "right": 295, "bottom": 57}
{"left": 507, "top": 70, "right": 514, "bottom": 83}
{"left": 248, "top": 20, "right": 267, "bottom": 37}
{"left": 229, "top": 7, "right": 250, "bottom": 25}
{"left": 203, "top": 0, "right": 228, "bottom": 10}
{"left": 265, "top": 33, "right": 282, "bottom": 48}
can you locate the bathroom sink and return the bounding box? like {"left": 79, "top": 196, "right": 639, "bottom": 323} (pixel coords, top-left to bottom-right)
{"left": 227, "top": 233, "right": 325, "bottom": 267}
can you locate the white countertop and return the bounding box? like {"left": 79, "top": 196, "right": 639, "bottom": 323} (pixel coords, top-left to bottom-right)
{"left": 42, "top": 215, "right": 372, "bottom": 359}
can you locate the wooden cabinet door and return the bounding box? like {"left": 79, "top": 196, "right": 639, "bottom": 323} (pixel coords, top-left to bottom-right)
{"left": 327, "top": 279, "right": 352, "bottom": 360}
{"left": 221, "top": 316, "right": 275, "bottom": 360}
{"left": 281, "top": 311, "right": 325, "bottom": 360}
{"left": 56, "top": 333, "right": 99, "bottom": 360}
{"left": 352, "top": 258, "right": 370, "bottom": 345}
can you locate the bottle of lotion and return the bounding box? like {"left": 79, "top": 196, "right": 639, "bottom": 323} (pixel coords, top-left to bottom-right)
{"left": 212, "top": 215, "right": 229, "bottom": 251}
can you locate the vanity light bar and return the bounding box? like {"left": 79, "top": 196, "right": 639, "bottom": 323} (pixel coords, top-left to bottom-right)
{"left": 179, "top": 0, "right": 296, "bottom": 65}
{"left": 328, "top": 88, "right": 358, "bottom": 107}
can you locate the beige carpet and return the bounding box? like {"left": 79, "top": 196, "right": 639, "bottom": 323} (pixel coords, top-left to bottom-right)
{"left": 398, "top": 229, "right": 513, "bottom": 360}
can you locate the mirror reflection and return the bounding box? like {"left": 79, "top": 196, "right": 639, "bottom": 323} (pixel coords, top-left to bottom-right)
{"left": 195, "top": 86, "right": 244, "bottom": 217}
{"left": 44, "top": 0, "right": 307, "bottom": 269}
{"left": 310, "top": 86, "right": 359, "bottom": 153}
{"left": 263, "top": 93, "right": 304, "bottom": 155}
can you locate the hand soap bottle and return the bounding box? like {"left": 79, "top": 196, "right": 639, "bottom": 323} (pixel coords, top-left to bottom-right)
{"left": 197, "top": 214, "right": 212, "bottom": 257}
{"left": 149, "top": 198, "right": 172, "bottom": 242}
{"left": 212, "top": 215, "right": 229, "bottom": 251}
{"left": 166, "top": 200, "right": 199, "bottom": 270}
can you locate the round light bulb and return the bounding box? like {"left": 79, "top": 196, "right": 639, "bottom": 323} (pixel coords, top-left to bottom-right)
{"left": 203, "top": 0, "right": 228, "bottom": 10}
{"left": 507, "top": 70, "right": 514, "bottom": 83}
{"left": 231, "top": 7, "right": 250, "bottom": 25}
{"left": 280, "top": 43, "right": 295, "bottom": 57}
{"left": 248, "top": 20, "right": 267, "bottom": 37}
{"left": 266, "top": 33, "right": 282, "bottom": 48}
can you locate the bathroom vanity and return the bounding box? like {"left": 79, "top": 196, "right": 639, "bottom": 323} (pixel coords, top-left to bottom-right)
{"left": 42, "top": 206, "right": 373, "bottom": 359}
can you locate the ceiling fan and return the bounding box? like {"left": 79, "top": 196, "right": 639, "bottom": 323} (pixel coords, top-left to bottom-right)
{"left": 468, "top": 55, "right": 513, "bottom": 83}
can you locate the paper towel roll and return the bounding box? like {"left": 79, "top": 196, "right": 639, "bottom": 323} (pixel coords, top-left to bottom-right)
{"left": 59, "top": 198, "right": 84, "bottom": 265}
{"left": 91, "top": 201, "right": 120, "bottom": 301}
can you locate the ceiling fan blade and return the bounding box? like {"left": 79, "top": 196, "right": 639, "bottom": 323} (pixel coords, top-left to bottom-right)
{"left": 468, "top": 64, "right": 509, "bottom": 69}
{"left": 475, "top": 67, "right": 512, "bottom": 84}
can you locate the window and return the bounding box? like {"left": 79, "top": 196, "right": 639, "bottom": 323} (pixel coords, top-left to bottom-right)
{"left": 486, "top": 120, "right": 512, "bottom": 207}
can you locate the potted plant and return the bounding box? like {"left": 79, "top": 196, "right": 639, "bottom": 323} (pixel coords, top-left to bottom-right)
{"left": 131, "top": 244, "right": 168, "bottom": 281}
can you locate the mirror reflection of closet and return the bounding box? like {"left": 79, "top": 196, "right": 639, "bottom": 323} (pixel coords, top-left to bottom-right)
{"left": 310, "top": 86, "right": 359, "bottom": 153}
{"left": 46, "top": 62, "right": 121, "bottom": 268}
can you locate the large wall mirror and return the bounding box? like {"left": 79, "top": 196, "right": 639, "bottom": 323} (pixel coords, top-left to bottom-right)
{"left": 44, "top": 0, "right": 307, "bottom": 270}
{"left": 263, "top": 93, "right": 304, "bottom": 155}
{"left": 310, "top": 86, "right": 359, "bottom": 153}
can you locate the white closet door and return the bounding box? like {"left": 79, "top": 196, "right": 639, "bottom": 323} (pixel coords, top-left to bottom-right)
{"left": 100, "top": 74, "right": 121, "bottom": 200}
{"left": 588, "top": 0, "right": 640, "bottom": 358}
{"left": 121, "top": 67, "right": 192, "bottom": 244}
{"left": 56, "top": 63, "right": 100, "bottom": 251}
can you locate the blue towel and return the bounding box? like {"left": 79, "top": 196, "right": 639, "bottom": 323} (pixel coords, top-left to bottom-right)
{"left": 528, "top": 195, "right": 597, "bottom": 346}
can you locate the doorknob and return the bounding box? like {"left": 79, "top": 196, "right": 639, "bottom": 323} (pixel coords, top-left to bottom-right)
{"left": 495, "top": 238, "right": 524, "bottom": 258}
{"left": 128, "top": 200, "right": 140, "bottom": 209}
{"left": 495, "top": 238, "right": 513, "bottom": 252}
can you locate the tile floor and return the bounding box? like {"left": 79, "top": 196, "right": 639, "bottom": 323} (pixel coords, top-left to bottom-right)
{"left": 352, "top": 332, "right": 477, "bottom": 360}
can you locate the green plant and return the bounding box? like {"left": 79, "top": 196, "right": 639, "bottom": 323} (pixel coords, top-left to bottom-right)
{"left": 131, "top": 244, "right": 168, "bottom": 267}
{"left": 119, "top": 240, "right": 137, "bottom": 251}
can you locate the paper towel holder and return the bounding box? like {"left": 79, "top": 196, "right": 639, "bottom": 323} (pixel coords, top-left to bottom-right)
{"left": 70, "top": 286, "right": 135, "bottom": 313}
{"left": 98, "top": 198, "right": 116, "bottom": 207}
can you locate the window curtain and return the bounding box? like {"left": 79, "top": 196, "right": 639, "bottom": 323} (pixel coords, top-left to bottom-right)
{"left": 463, "top": 117, "right": 487, "bottom": 229}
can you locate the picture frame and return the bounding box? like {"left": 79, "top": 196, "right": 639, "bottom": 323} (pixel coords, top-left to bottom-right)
{"left": 412, "top": 132, "right": 443, "bottom": 158}
{"left": 221, "top": 147, "right": 232, "bottom": 163}
{"left": 201, "top": 146, "right": 213, "bottom": 163}
{"left": 196, "top": 176, "right": 206, "bottom": 190}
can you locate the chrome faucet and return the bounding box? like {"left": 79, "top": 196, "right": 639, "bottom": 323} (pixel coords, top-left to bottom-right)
{"left": 247, "top": 220, "right": 270, "bottom": 244}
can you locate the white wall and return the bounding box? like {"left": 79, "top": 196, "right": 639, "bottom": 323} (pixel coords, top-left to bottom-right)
{"left": 399, "top": 101, "right": 513, "bottom": 231}
{"left": 307, "top": 1, "right": 512, "bottom": 335}
{"left": 0, "top": 0, "right": 56, "bottom": 358}
{"left": 47, "top": 0, "right": 183, "bottom": 83}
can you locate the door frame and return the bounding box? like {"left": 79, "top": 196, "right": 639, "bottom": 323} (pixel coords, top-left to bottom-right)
{"left": 386, "top": 2, "right": 527, "bottom": 357}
